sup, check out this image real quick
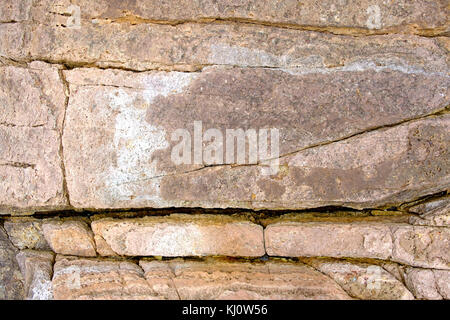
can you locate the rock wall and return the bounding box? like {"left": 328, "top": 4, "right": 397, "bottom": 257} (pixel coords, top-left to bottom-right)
{"left": 0, "top": 0, "right": 448, "bottom": 300}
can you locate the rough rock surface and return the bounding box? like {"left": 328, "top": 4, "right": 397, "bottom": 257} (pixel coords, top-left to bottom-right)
{"left": 62, "top": 65, "right": 449, "bottom": 210}
{"left": 265, "top": 219, "right": 450, "bottom": 269}
{"left": 52, "top": 256, "right": 158, "bottom": 300}
{"left": 139, "top": 259, "right": 352, "bottom": 300}
{"left": 301, "top": 258, "right": 413, "bottom": 300}
{"left": 16, "top": 250, "right": 54, "bottom": 300}
{"left": 408, "top": 198, "right": 450, "bottom": 227}
{"left": 0, "top": 225, "right": 24, "bottom": 299}
{"left": 403, "top": 267, "right": 450, "bottom": 300}
{"left": 0, "top": 62, "right": 67, "bottom": 213}
{"left": 10, "top": 0, "right": 450, "bottom": 32}
{"left": 42, "top": 219, "right": 96, "bottom": 257}
{"left": 4, "top": 218, "right": 50, "bottom": 250}
{"left": 91, "top": 215, "right": 264, "bottom": 257}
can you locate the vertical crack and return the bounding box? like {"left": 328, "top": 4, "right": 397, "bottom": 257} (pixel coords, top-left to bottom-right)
{"left": 57, "top": 68, "right": 71, "bottom": 207}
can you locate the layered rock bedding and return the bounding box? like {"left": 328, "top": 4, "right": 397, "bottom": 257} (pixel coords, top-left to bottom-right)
{"left": 0, "top": 0, "right": 449, "bottom": 300}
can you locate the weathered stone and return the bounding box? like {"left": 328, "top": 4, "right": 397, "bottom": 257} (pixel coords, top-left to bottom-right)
{"left": 42, "top": 219, "right": 96, "bottom": 257}
{"left": 265, "top": 219, "right": 450, "bottom": 269}
{"left": 403, "top": 267, "right": 450, "bottom": 300}
{"left": 24, "top": 21, "right": 448, "bottom": 72}
{"left": 140, "top": 258, "right": 352, "bottom": 300}
{"left": 16, "top": 250, "right": 54, "bottom": 300}
{"left": 52, "top": 256, "right": 160, "bottom": 300}
{"left": 0, "top": 225, "right": 24, "bottom": 299}
{"left": 4, "top": 218, "right": 50, "bottom": 250}
{"left": 30, "top": 0, "right": 449, "bottom": 34}
{"left": 62, "top": 65, "right": 449, "bottom": 210}
{"left": 301, "top": 258, "right": 413, "bottom": 300}
{"left": 91, "top": 215, "right": 264, "bottom": 257}
{"left": 0, "top": 0, "right": 32, "bottom": 22}
{"left": 0, "top": 62, "right": 67, "bottom": 213}
{"left": 408, "top": 198, "right": 450, "bottom": 227}
{"left": 391, "top": 225, "right": 450, "bottom": 269}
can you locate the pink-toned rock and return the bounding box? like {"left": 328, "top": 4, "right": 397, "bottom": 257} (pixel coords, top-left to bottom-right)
{"left": 0, "top": 0, "right": 32, "bottom": 22}
{"left": 403, "top": 267, "right": 450, "bottom": 300}
{"left": 0, "top": 62, "right": 67, "bottom": 214}
{"left": 265, "top": 219, "right": 450, "bottom": 269}
{"left": 408, "top": 198, "right": 450, "bottom": 227}
{"left": 62, "top": 65, "right": 449, "bottom": 210}
{"left": 29, "top": 0, "right": 449, "bottom": 34}
{"left": 301, "top": 258, "right": 414, "bottom": 300}
{"left": 140, "top": 258, "right": 351, "bottom": 300}
{"left": 91, "top": 215, "right": 264, "bottom": 257}
{"left": 16, "top": 250, "right": 54, "bottom": 300}
{"left": 42, "top": 219, "right": 96, "bottom": 257}
{"left": 52, "top": 256, "right": 160, "bottom": 300}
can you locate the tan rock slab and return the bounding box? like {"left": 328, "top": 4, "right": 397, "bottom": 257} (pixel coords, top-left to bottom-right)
{"left": 42, "top": 219, "right": 96, "bottom": 257}
{"left": 301, "top": 258, "right": 414, "bottom": 300}
{"left": 29, "top": 0, "right": 449, "bottom": 33}
{"left": 0, "top": 62, "right": 67, "bottom": 213}
{"left": 52, "top": 256, "right": 161, "bottom": 300}
{"left": 265, "top": 220, "right": 450, "bottom": 269}
{"left": 0, "top": 225, "right": 24, "bottom": 299}
{"left": 91, "top": 215, "right": 265, "bottom": 257}
{"left": 62, "top": 65, "right": 449, "bottom": 210}
{"left": 16, "top": 250, "right": 54, "bottom": 300}
{"left": 403, "top": 267, "right": 450, "bottom": 300}
{"left": 4, "top": 218, "right": 50, "bottom": 250}
{"left": 140, "top": 258, "right": 352, "bottom": 300}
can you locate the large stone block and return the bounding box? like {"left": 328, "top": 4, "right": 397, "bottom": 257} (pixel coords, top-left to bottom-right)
{"left": 4, "top": 218, "right": 50, "bottom": 250}
{"left": 0, "top": 62, "right": 67, "bottom": 213}
{"left": 91, "top": 215, "right": 264, "bottom": 257}
{"left": 52, "top": 256, "right": 159, "bottom": 300}
{"left": 265, "top": 219, "right": 450, "bottom": 269}
{"left": 301, "top": 258, "right": 413, "bottom": 300}
{"left": 139, "top": 258, "right": 351, "bottom": 300}
{"left": 62, "top": 65, "right": 449, "bottom": 210}
{"left": 29, "top": 0, "right": 449, "bottom": 33}
{"left": 42, "top": 219, "right": 96, "bottom": 257}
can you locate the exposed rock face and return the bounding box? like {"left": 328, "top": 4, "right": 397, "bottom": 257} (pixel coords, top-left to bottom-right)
{"left": 4, "top": 218, "right": 50, "bottom": 250}
{"left": 0, "top": 225, "right": 24, "bottom": 299}
{"left": 265, "top": 219, "right": 450, "bottom": 269}
{"left": 403, "top": 268, "right": 450, "bottom": 300}
{"left": 408, "top": 198, "right": 450, "bottom": 227}
{"left": 42, "top": 219, "right": 96, "bottom": 257}
{"left": 16, "top": 250, "right": 54, "bottom": 300}
{"left": 52, "top": 256, "right": 158, "bottom": 300}
{"left": 301, "top": 258, "right": 414, "bottom": 300}
{"left": 0, "top": 0, "right": 449, "bottom": 301}
{"left": 62, "top": 65, "right": 449, "bottom": 210}
{"left": 91, "top": 215, "right": 264, "bottom": 257}
{"left": 0, "top": 62, "right": 67, "bottom": 213}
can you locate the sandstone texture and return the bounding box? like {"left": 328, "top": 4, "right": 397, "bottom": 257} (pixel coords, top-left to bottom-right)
{"left": 301, "top": 258, "right": 413, "bottom": 300}
{"left": 42, "top": 219, "right": 96, "bottom": 257}
{"left": 140, "top": 259, "right": 351, "bottom": 300}
{"left": 4, "top": 218, "right": 50, "bottom": 250}
{"left": 62, "top": 66, "right": 449, "bottom": 210}
{"left": 0, "top": 225, "right": 24, "bottom": 299}
{"left": 403, "top": 268, "right": 450, "bottom": 300}
{"left": 0, "top": 62, "right": 67, "bottom": 213}
{"left": 0, "top": 0, "right": 449, "bottom": 301}
{"left": 16, "top": 250, "right": 54, "bottom": 300}
{"left": 52, "top": 256, "right": 158, "bottom": 300}
{"left": 91, "top": 215, "right": 264, "bottom": 257}
{"left": 265, "top": 219, "right": 450, "bottom": 269}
